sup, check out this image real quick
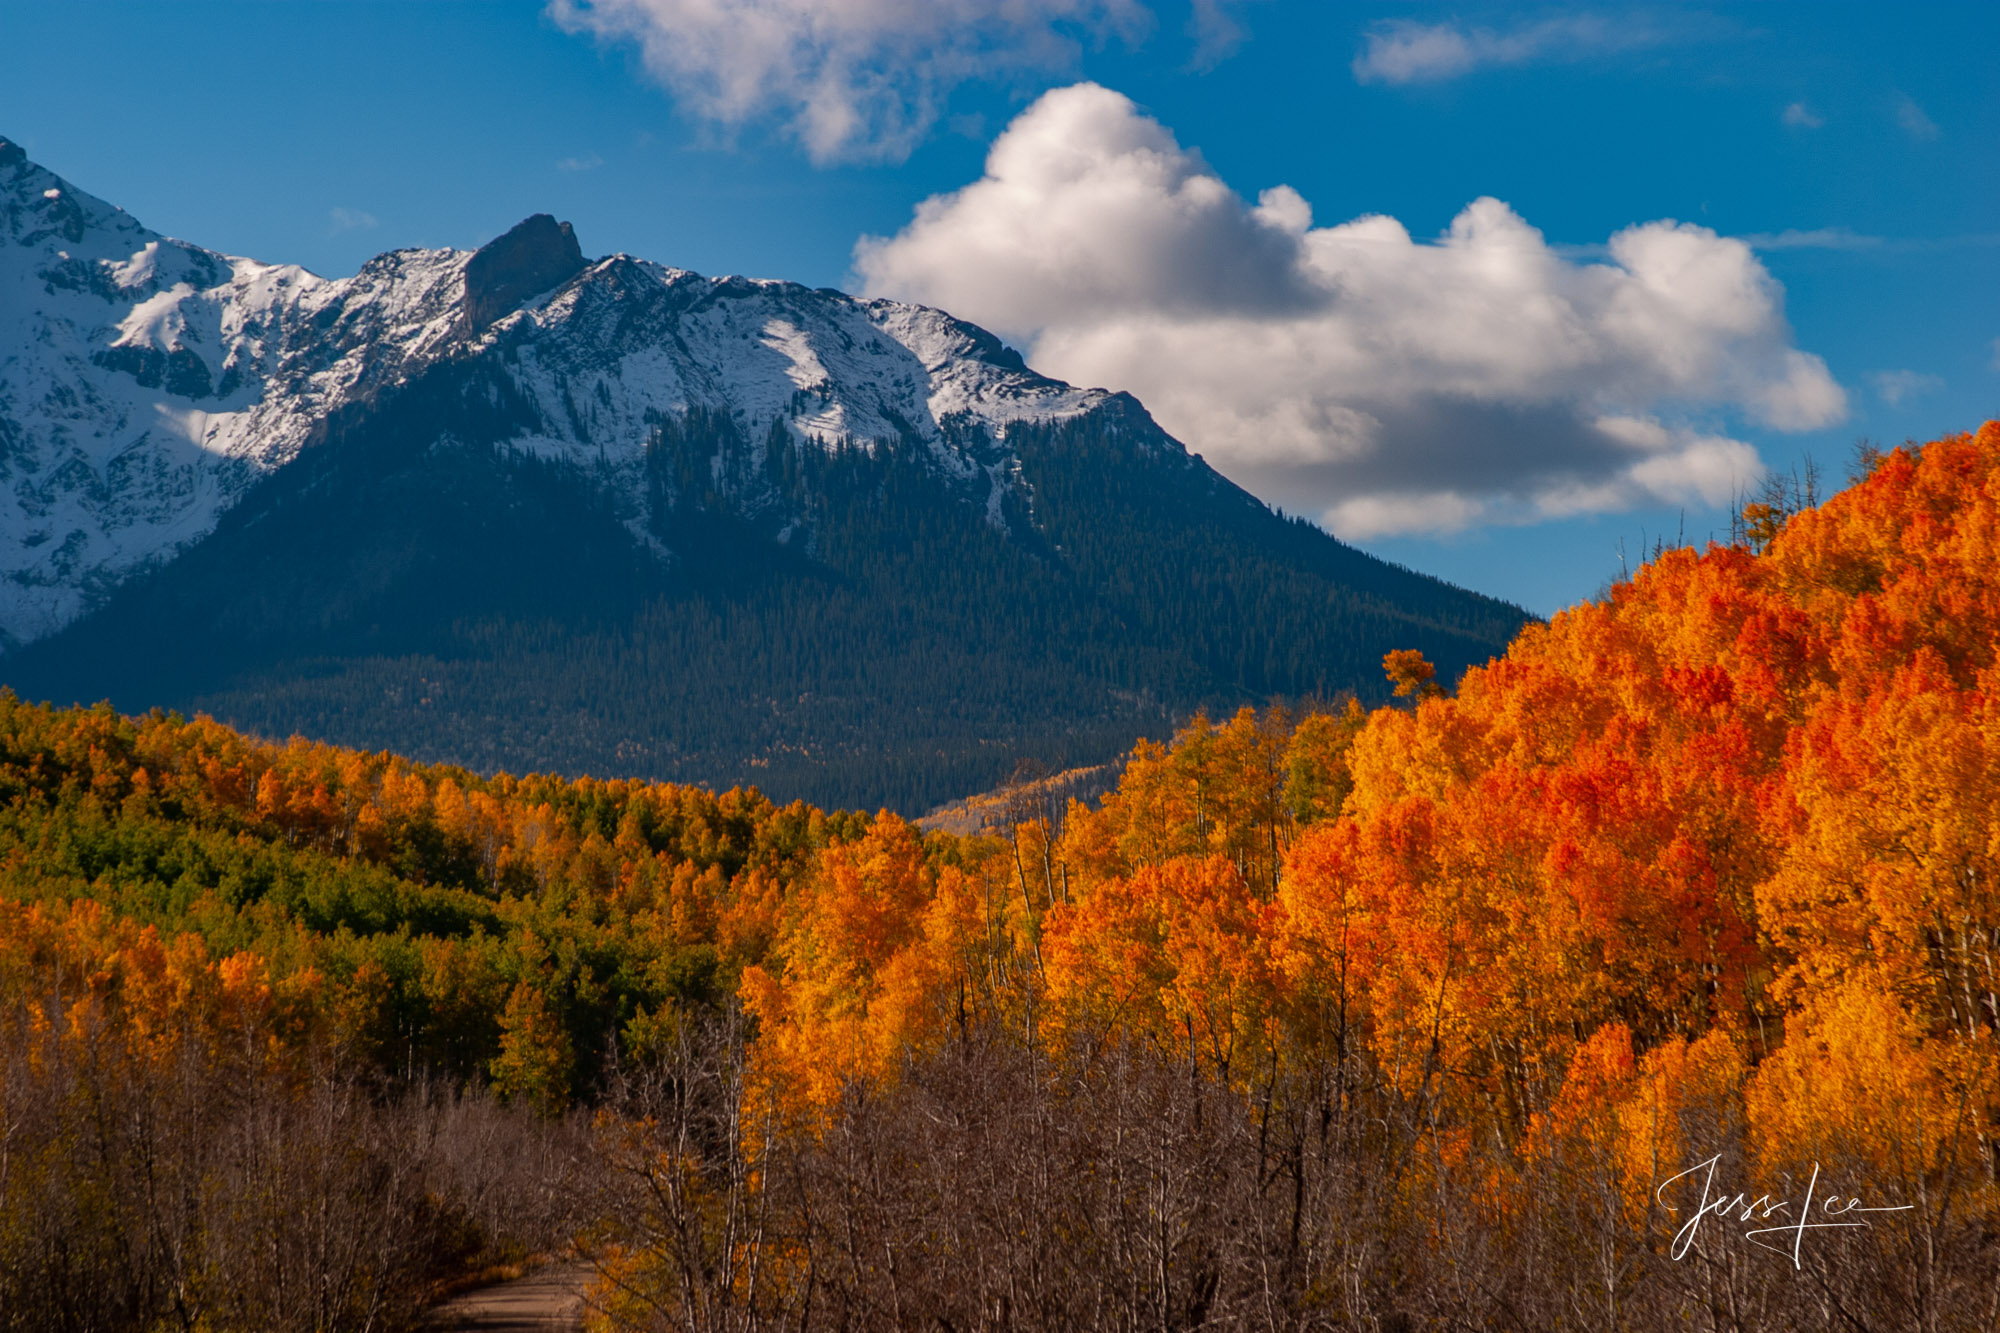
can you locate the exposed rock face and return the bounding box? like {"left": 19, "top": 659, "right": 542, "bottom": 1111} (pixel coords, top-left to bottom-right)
{"left": 0, "top": 140, "right": 1108, "bottom": 651}
{"left": 0, "top": 136, "right": 498, "bottom": 645}
{"left": 461, "top": 214, "right": 586, "bottom": 334}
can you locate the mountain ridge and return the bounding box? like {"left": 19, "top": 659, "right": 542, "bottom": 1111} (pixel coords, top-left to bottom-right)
{"left": 1, "top": 137, "right": 1531, "bottom": 810}
{"left": 0, "top": 133, "right": 1117, "bottom": 649}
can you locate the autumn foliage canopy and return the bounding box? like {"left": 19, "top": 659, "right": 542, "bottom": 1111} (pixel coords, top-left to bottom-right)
{"left": 748, "top": 427, "right": 2000, "bottom": 1197}
{"left": 3, "top": 424, "right": 1999, "bottom": 1328}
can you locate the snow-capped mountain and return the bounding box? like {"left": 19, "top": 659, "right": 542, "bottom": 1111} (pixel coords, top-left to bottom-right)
{"left": 0, "top": 134, "right": 1107, "bottom": 651}
{"left": 2, "top": 136, "right": 1530, "bottom": 812}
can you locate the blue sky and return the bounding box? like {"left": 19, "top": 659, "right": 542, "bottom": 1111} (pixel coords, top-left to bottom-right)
{"left": 4, "top": 1, "right": 1994, "bottom": 614}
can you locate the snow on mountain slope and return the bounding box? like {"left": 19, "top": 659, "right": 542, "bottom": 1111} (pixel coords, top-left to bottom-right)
{"left": 0, "top": 139, "right": 473, "bottom": 647}
{"left": 491, "top": 258, "right": 1108, "bottom": 520}
{"left": 0, "top": 136, "right": 1115, "bottom": 651}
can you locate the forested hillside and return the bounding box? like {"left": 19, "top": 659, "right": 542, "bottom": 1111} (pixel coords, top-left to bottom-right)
{"left": 0, "top": 136, "right": 1528, "bottom": 814}
{"left": 4, "top": 424, "right": 1997, "bottom": 1331}
{"left": 4, "top": 364, "right": 1524, "bottom": 812}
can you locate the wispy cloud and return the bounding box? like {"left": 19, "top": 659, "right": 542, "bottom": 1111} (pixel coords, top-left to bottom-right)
{"left": 1989, "top": 337, "right": 2000, "bottom": 373}
{"left": 546, "top": 0, "right": 1149, "bottom": 164}
{"left": 1351, "top": 13, "right": 1683, "bottom": 85}
{"left": 1781, "top": 101, "right": 1823, "bottom": 129}
{"left": 1558, "top": 225, "right": 1882, "bottom": 261}
{"left": 557, "top": 152, "right": 606, "bottom": 172}
{"left": 1564, "top": 227, "right": 1998, "bottom": 262}
{"left": 328, "top": 207, "right": 379, "bottom": 233}
{"left": 1187, "top": 0, "right": 1260, "bottom": 68}
{"left": 1738, "top": 226, "right": 1881, "bottom": 252}
{"left": 1870, "top": 370, "right": 1944, "bottom": 406}
{"left": 1747, "top": 228, "right": 2000, "bottom": 258}
{"left": 1895, "top": 93, "right": 1940, "bottom": 141}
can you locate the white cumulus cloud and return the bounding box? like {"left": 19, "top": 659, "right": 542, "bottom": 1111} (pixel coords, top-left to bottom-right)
{"left": 547, "top": 0, "right": 1147, "bottom": 163}
{"left": 854, "top": 84, "right": 1846, "bottom": 537}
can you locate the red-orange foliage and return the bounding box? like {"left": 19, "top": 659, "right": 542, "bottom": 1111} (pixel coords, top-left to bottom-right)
{"left": 739, "top": 423, "right": 2000, "bottom": 1224}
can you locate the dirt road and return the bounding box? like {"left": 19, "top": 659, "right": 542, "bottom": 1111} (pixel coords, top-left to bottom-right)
{"left": 428, "top": 1262, "right": 591, "bottom": 1332}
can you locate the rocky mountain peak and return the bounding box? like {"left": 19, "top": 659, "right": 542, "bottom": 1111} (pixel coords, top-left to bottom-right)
{"left": 463, "top": 213, "right": 586, "bottom": 333}
{"left": 0, "top": 141, "right": 1126, "bottom": 653}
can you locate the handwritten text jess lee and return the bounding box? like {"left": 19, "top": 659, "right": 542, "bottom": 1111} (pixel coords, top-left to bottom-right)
{"left": 1655, "top": 1157, "right": 1913, "bottom": 1267}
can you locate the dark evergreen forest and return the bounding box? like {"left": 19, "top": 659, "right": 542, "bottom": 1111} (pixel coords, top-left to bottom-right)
{"left": 3, "top": 357, "right": 1527, "bottom": 811}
